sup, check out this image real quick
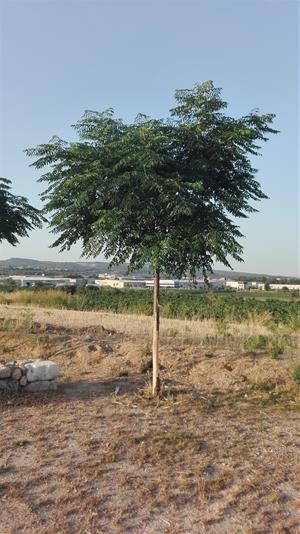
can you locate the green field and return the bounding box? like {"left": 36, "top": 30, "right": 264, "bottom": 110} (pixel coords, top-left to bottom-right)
{"left": 0, "top": 286, "right": 299, "bottom": 330}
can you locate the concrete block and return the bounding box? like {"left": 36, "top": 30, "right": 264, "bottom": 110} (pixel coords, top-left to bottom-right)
{"left": 24, "top": 360, "right": 59, "bottom": 382}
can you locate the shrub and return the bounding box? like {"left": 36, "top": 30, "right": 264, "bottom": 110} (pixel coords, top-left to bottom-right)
{"left": 268, "top": 343, "right": 284, "bottom": 359}
{"left": 245, "top": 335, "right": 268, "bottom": 351}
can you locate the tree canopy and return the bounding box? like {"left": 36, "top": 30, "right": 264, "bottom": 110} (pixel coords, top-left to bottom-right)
{"left": 25, "top": 81, "right": 278, "bottom": 278}
{"left": 0, "top": 178, "right": 45, "bottom": 246}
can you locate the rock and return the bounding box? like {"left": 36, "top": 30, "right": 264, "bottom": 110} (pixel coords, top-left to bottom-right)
{"left": 12, "top": 368, "right": 22, "bottom": 380}
{"left": 99, "top": 342, "right": 113, "bottom": 353}
{"left": 8, "top": 381, "right": 19, "bottom": 392}
{"left": 19, "top": 376, "right": 27, "bottom": 386}
{"left": 0, "top": 365, "right": 11, "bottom": 379}
{"left": 0, "top": 380, "right": 19, "bottom": 392}
{"left": 0, "top": 379, "right": 9, "bottom": 390}
{"left": 24, "top": 360, "right": 59, "bottom": 382}
{"left": 25, "top": 380, "right": 57, "bottom": 392}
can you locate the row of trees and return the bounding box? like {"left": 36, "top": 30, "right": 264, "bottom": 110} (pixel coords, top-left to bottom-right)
{"left": 0, "top": 81, "right": 277, "bottom": 394}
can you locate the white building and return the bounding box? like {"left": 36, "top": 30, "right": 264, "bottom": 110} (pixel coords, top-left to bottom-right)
{"left": 225, "top": 280, "right": 251, "bottom": 290}
{"left": 95, "top": 279, "right": 145, "bottom": 289}
{"left": 145, "top": 279, "right": 181, "bottom": 289}
{"left": 269, "top": 284, "right": 300, "bottom": 291}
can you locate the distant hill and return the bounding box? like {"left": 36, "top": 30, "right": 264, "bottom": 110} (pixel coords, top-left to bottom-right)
{"left": 0, "top": 258, "right": 298, "bottom": 282}
{"left": 0, "top": 258, "right": 152, "bottom": 277}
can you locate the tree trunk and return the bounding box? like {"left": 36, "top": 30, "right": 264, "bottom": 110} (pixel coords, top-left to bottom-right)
{"left": 152, "top": 269, "right": 161, "bottom": 396}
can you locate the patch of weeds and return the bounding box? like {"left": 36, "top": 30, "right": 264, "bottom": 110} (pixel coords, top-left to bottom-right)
{"left": 253, "top": 389, "right": 300, "bottom": 410}
{"left": 244, "top": 335, "right": 268, "bottom": 351}
{"left": 292, "top": 365, "right": 300, "bottom": 384}
{"left": 140, "top": 360, "right": 152, "bottom": 374}
{"left": 266, "top": 321, "right": 278, "bottom": 334}
{"left": 268, "top": 344, "right": 284, "bottom": 359}
{"left": 166, "top": 327, "right": 178, "bottom": 337}
{"left": 0, "top": 345, "right": 9, "bottom": 354}
{"left": 252, "top": 382, "right": 275, "bottom": 393}
{"left": 215, "top": 319, "right": 229, "bottom": 337}
{"left": 204, "top": 469, "right": 233, "bottom": 498}
{"left": 130, "top": 432, "right": 204, "bottom": 461}
{"left": 30, "top": 334, "right": 49, "bottom": 348}
{"left": 119, "top": 370, "right": 129, "bottom": 377}
{"left": 17, "top": 310, "right": 34, "bottom": 332}
{"left": 203, "top": 335, "right": 218, "bottom": 347}
{"left": 191, "top": 396, "right": 224, "bottom": 411}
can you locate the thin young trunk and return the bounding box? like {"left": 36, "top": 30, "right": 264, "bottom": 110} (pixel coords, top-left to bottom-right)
{"left": 152, "top": 269, "right": 160, "bottom": 396}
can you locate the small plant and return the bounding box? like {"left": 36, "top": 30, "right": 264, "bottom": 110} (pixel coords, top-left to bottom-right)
{"left": 0, "top": 345, "right": 9, "bottom": 354}
{"left": 166, "top": 327, "right": 178, "bottom": 337}
{"left": 119, "top": 370, "right": 129, "bottom": 377}
{"left": 30, "top": 334, "right": 48, "bottom": 348}
{"left": 244, "top": 335, "right": 268, "bottom": 351}
{"left": 16, "top": 310, "right": 34, "bottom": 332}
{"left": 140, "top": 360, "right": 152, "bottom": 374}
{"left": 253, "top": 382, "right": 275, "bottom": 392}
{"left": 292, "top": 365, "right": 300, "bottom": 384}
{"left": 268, "top": 343, "right": 284, "bottom": 359}
{"left": 215, "top": 319, "right": 229, "bottom": 337}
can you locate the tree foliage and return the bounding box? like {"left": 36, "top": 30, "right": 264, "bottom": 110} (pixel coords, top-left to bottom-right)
{"left": 0, "top": 178, "right": 45, "bottom": 245}
{"left": 25, "top": 81, "right": 278, "bottom": 277}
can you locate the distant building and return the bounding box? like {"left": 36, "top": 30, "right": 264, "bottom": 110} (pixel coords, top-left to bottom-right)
{"left": 225, "top": 280, "right": 251, "bottom": 290}
{"left": 250, "top": 281, "right": 266, "bottom": 290}
{"left": 269, "top": 284, "right": 300, "bottom": 291}
{"left": 95, "top": 279, "right": 145, "bottom": 289}
{"left": 9, "top": 275, "right": 85, "bottom": 288}
{"left": 145, "top": 279, "right": 181, "bottom": 289}
{"left": 207, "top": 278, "right": 226, "bottom": 288}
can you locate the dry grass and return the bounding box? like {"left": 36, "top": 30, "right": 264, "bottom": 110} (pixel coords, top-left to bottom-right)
{"left": 0, "top": 303, "right": 296, "bottom": 341}
{"left": 0, "top": 305, "right": 299, "bottom": 534}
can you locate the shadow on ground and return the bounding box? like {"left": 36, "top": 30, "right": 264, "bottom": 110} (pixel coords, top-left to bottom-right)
{"left": 59, "top": 375, "right": 146, "bottom": 399}
{"left": 0, "top": 376, "right": 147, "bottom": 407}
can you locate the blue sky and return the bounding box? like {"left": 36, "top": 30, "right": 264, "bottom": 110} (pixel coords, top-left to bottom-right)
{"left": 0, "top": 0, "right": 299, "bottom": 276}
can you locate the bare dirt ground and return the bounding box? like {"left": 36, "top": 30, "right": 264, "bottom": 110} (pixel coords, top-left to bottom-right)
{"left": 0, "top": 306, "right": 299, "bottom": 534}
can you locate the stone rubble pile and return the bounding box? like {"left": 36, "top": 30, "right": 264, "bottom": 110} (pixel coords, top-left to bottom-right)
{"left": 0, "top": 359, "right": 59, "bottom": 392}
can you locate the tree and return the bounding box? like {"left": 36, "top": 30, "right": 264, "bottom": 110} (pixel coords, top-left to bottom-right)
{"left": 0, "top": 178, "right": 45, "bottom": 245}
{"left": 25, "top": 81, "right": 278, "bottom": 395}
